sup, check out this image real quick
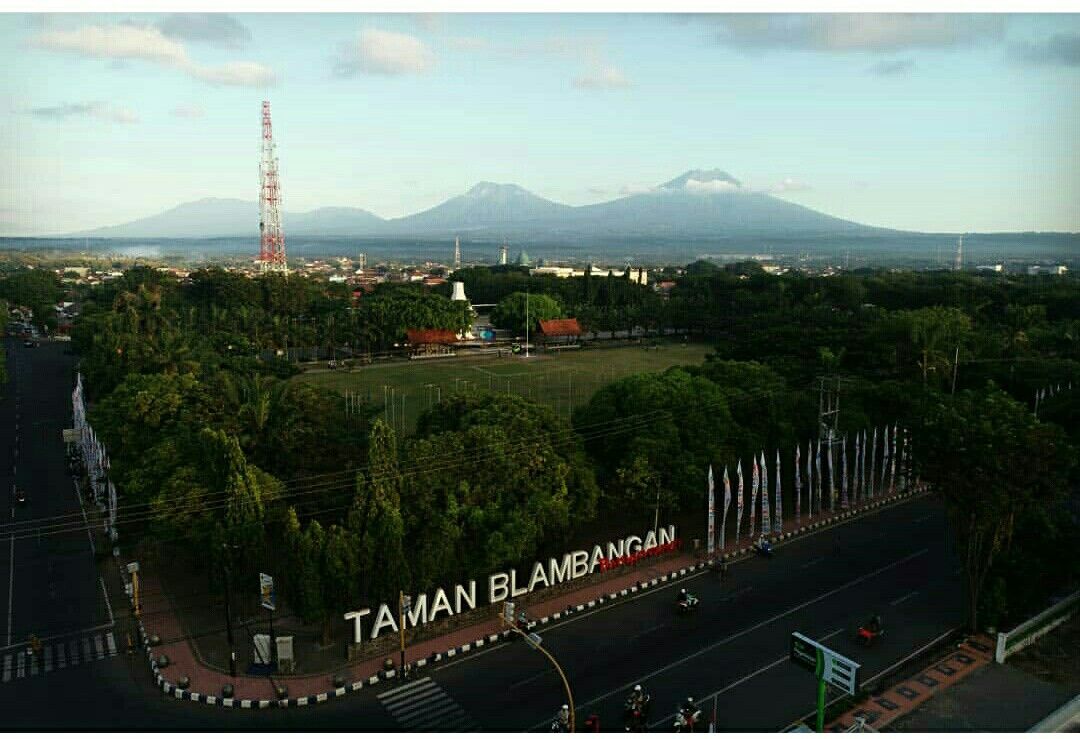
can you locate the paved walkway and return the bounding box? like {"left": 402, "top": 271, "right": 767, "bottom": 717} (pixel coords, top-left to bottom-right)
{"left": 130, "top": 485, "right": 928, "bottom": 703}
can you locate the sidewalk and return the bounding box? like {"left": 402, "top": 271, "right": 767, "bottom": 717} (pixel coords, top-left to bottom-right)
{"left": 126, "top": 484, "right": 929, "bottom": 707}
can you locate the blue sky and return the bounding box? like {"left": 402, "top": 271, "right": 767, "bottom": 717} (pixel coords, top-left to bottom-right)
{"left": 1, "top": 12, "right": 1078, "bottom": 235}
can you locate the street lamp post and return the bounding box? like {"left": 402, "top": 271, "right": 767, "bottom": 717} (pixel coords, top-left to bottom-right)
{"left": 399, "top": 592, "right": 411, "bottom": 680}
{"left": 502, "top": 609, "right": 575, "bottom": 732}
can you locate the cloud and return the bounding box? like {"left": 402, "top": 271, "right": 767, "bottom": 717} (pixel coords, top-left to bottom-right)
{"left": 156, "top": 13, "right": 251, "bottom": 48}
{"left": 30, "top": 22, "right": 275, "bottom": 87}
{"left": 333, "top": 28, "right": 435, "bottom": 76}
{"left": 572, "top": 64, "right": 630, "bottom": 89}
{"left": 446, "top": 36, "right": 488, "bottom": 52}
{"left": 1019, "top": 33, "right": 1080, "bottom": 67}
{"left": 769, "top": 178, "right": 811, "bottom": 193}
{"left": 171, "top": 103, "right": 205, "bottom": 119}
{"left": 867, "top": 58, "right": 916, "bottom": 76}
{"left": 707, "top": 14, "right": 1004, "bottom": 53}
{"left": 410, "top": 14, "right": 445, "bottom": 34}
{"left": 619, "top": 184, "right": 656, "bottom": 196}
{"left": 685, "top": 178, "right": 742, "bottom": 194}
{"left": 586, "top": 186, "right": 609, "bottom": 196}
{"left": 28, "top": 101, "right": 138, "bottom": 124}
{"left": 189, "top": 60, "right": 275, "bottom": 86}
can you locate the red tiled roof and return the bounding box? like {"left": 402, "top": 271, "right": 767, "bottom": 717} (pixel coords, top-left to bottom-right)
{"left": 538, "top": 318, "right": 582, "bottom": 337}
{"left": 406, "top": 329, "right": 458, "bottom": 345}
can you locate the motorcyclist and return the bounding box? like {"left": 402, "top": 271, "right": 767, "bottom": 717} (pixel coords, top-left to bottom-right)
{"left": 677, "top": 588, "right": 690, "bottom": 605}
{"left": 551, "top": 704, "right": 570, "bottom": 732}
{"left": 677, "top": 696, "right": 701, "bottom": 730}
{"left": 756, "top": 536, "right": 772, "bottom": 555}
{"left": 629, "top": 684, "right": 650, "bottom": 713}
{"left": 867, "top": 614, "right": 883, "bottom": 635}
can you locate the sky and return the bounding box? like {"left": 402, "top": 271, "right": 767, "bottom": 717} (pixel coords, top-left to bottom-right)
{"left": 1, "top": 12, "right": 1079, "bottom": 235}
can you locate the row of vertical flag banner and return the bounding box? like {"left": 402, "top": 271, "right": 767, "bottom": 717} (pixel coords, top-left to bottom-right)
{"left": 706, "top": 424, "right": 910, "bottom": 556}
{"left": 1034, "top": 382, "right": 1072, "bottom": 412}
{"left": 72, "top": 373, "right": 117, "bottom": 538}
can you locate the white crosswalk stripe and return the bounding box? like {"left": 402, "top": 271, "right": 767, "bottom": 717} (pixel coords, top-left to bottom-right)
{"left": 0, "top": 632, "right": 119, "bottom": 687}
{"left": 377, "top": 677, "right": 478, "bottom": 731}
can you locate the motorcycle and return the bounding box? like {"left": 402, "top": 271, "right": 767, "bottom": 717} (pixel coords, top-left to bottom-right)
{"left": 673, "top": 707, "right": 703, "bottom": 733}
{"left": 754, "top": 540, "right": 774, "bottom": 559}
{"left": 623, "top": 696, "right": 649, "bottom": 731}
{"left": 857, "top": 622, "right": 884, "bottom": 646}
{"left": 676, "top": 594, "right": 699, "bottom": 614}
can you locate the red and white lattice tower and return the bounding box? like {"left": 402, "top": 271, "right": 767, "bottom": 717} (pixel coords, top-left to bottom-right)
{"left": 258, "top": 100, "right": 287, "bottom": 274}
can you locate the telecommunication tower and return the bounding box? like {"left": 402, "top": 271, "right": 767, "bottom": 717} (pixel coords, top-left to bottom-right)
{"left": 953, "top": 235, "right": 963, "bottom": 272}
{"left": 258, "top": 101, "right": 288, "bottom": 274}
{"left": 454, "top": 236, "right": 461, "bottom": 269}
{"left": 500, "top": 243, "right": 508, "bottom": 266}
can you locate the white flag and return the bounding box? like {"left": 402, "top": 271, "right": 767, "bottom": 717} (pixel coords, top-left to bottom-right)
{"left": 707, "top": 465, "right": 716, "bottom": 557}
{"left": 750, "top": 456, "right": 760, "bottom": 539}
{"left": 794, "top": 443, "right": 802, "bottom": 524}
{"left": 736, "top": 460, "right": 745, "bottom": 543}
{"left": 774, "top": 450, "right": 783, "bottom": 535}
{"left": 760, "top": 452, "right": 771, "bottom": 536}
{"left": 814, "top": 440, "right": 822, "bottom": 515}
{"left": 827, "top": 441, "right": 835, "bottom": 512}
{"left": 841, "top": 436, "right": 849, "bottom": 509}
{"left": 721, "top": 467, "right": 731, "bottom": 552}
{"left": 870, "top": 427, "right": 879, "bottom": 499}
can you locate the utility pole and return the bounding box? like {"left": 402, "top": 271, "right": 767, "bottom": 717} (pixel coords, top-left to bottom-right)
{"left": 525, "top": 289, "right": 530, "bottom": 359}
{"left": 399, "top": 592, "right": 411, "bottom": 680}
{"left": 653, "top": 478, "right": 662, "bottom": 537}
{"left": 222, "top": 548, "right": 237, "bottom": 677}
{"left": 950, "top": 346, "right": 960, "bottom": 395}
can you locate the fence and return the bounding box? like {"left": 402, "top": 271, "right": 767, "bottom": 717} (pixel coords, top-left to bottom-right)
{"left": 994, "top": 588, "right": 1080, "bottom": 663}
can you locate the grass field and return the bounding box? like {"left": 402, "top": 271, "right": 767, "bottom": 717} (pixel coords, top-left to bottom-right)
{"left": 297, "top": 341, "right": 713, "bottom": 434}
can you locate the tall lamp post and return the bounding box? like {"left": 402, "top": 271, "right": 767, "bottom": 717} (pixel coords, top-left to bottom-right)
{"left": 502, "top": 607, "right": 575, "bottom": 731}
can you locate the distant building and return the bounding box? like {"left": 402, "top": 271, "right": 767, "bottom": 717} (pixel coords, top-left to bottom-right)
{"left": 1027, "top": 265, "right": 1068, "bottom": 276}
{"left": 976, "top": 264, "right": 1004, "bottom": 273}
{"left": 538, "top": 318, "right": 582, "bottom": 346}
{"left": 405, "top": 328, "right": 458, "bottom": 358}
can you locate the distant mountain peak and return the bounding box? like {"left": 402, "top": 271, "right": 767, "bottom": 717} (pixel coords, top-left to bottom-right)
{"left": 465, "top": 182, "right": 533, "bottom": 199}
{"left": 660, "top": 169, "right": 743, "bottom": 192}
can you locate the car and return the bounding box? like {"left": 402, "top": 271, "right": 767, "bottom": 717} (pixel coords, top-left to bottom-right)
{"left": 23, "top": 339, "right": 35, "bottom": 348}
{"left": 14, "top": 489, "right": 27, "bottom": 505}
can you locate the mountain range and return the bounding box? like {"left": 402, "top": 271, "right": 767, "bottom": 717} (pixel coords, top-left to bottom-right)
{"left": 69, "top": 169, "right": 894, "bottom": 241}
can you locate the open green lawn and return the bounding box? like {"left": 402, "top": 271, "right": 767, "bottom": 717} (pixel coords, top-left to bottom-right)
{"left": 297, "top": 341, "right": 713, "bottom": 433}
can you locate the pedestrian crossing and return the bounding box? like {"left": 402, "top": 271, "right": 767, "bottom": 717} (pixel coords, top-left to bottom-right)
{"left": 1, "top": 630, "right": 118, "bottom": 684}
{"left": 377, "top": 676, "right": 478, "bottom": 731}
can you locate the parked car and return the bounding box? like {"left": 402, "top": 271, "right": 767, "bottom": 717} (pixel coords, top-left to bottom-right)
{"left": 23, "top": 339, "right": 36, "bottom": 348}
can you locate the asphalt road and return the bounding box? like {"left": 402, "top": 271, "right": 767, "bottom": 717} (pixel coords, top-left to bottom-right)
{"left": 0, "top": 336, "right": 963, "bottom": 730}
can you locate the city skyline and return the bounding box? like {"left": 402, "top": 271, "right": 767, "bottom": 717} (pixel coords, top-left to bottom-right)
{"left": 2, "top": 12, "right": 1079, "bottom": 236}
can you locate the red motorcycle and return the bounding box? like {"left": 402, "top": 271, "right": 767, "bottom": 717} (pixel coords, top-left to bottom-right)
{"left": 857, "top": 619, "right": 884, "bottom": 646}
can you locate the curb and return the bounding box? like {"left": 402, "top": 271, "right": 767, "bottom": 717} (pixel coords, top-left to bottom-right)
{"left": 132, "top": 483, "right": 930, "bottom": 709}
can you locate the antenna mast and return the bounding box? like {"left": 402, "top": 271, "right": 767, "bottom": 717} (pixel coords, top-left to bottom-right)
{"left": 258, "top": 101, "right": 288, "bottom": 274}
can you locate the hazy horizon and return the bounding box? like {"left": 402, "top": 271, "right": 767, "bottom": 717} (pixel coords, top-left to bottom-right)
{"left": 3, "top": 12, "right": 1080, "bottom": 236}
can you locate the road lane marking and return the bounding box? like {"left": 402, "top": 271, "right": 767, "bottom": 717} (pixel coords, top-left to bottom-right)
{"left": 73, "top": 480, "right": 95, "bottom": 556}
{"left": 100, "top": 577, "right": 114, "bottom": 625}
{"left": 913, "top": 515, "right": 932, "bottom": 524}
{"left": 647, "top": 628, "right": 844, "bottom": 729}
{"left": 537, "top": 547, "right": 931, "bottom": 725}
{"left": 890, "top": 591, "right": 920, "bottom": 606}
{"left": 800, "top": 557, "right": 826, "bottom": 569}
{"left": 508, "top": 667, "right": 557, "bottom": 693}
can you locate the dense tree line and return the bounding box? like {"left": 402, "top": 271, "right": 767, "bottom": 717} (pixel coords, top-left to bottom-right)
{"left": 68, "top": 260, "right": 1080, "bottom": 640}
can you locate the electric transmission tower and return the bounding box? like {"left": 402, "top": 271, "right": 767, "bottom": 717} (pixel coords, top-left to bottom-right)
{"left": 258, "top": 101, "right": 288, "bottom": 274}
{"left": 818, "top": 375, "right": 844, "bottom": 448}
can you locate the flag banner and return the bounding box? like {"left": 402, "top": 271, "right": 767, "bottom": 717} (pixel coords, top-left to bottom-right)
{"left": 806, "top": 439, "right": 814, "bottom": 517}
{"left": 899, "top": 428, "right": 909, "bottom": 490}
{"left": 794, "top": 443, "right": 802, "bottom": 524}
{"left": 859, "top": 429, "right": 867, "bottom": 501}
{"left": 721, "top": 467, "right": 731, "bottom": 552}
{"left": 760, "top": 452, "right": 771, "bottom": 537}
{"left": 707, "top": 466, "right": 716, "bottom": 557}
{"left": 827, "top": 441, "right": 835, "bottom": 512}
{"left": 774, "top": 449, "right": 783, "bottom": 535}
{"left": 736, "top": 460, "right": 745, "bottom": 543}
{"left": 880, "top": 426, "right": 890, "bottom": 495}
{"left": 814, "top": 440, "right": 822, "bottom": 515}
{"left": 750, "top": 456, "right": 760, "bottom": 539}
{"left": 869, "top": 427, "right": 879, "bottom": 499}
{"left": 841, "top": 436, "right": 849, "bottom": 509}
{"left": 889, "top": 423, "right": 898, "bottom": 495}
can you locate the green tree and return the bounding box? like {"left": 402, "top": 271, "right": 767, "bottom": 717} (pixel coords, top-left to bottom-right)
{"left": 912, "top": 385, "right": 1073, "bottom": 631}
{"left": 490, "top": 292, "right": 564, "bottom": 335}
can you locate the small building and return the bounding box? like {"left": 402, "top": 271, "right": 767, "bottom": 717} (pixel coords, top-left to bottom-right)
{"left": 405, "top": 328, "right": 458, "bottom": 358}
{"left": 537, "top": 318, "right": 582, "bottom": 347}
